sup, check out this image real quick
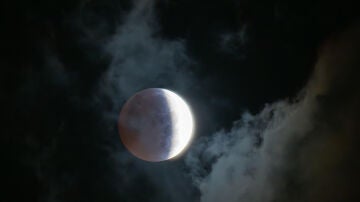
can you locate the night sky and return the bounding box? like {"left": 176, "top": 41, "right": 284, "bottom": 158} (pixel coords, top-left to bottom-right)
{"left": 2, "top": 0, "right": 360, "bottom": 201}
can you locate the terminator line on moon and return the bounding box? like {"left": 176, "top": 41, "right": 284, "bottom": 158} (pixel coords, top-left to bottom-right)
{"left": 118, "top": 88, "right": 194, "bottom": 162}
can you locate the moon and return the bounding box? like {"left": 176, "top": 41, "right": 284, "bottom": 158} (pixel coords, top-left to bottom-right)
{"left": 118, "top": 88, "right": 194, "bottom": 162}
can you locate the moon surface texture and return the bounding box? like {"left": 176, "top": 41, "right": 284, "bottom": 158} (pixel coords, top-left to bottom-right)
{"left": 118, "top": 88, "right": 194, "bottom": 162}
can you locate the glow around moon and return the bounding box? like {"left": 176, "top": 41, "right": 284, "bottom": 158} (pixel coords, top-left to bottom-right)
{"left": 118, "top": 88, "right": 194, "bottom": 162}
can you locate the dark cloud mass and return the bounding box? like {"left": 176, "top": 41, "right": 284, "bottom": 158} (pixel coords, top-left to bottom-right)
{"left": 1, "top": 0, "right": 359, "bottom": 202}
{"left": 186, "top": 24, "right": 360, "bottom": 202}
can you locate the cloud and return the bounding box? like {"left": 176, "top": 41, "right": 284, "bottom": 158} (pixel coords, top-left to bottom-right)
{"left": 10, "top": 0, "right": 359, "bottom": 201}
{"left": 91, "top": 1, "right": 197, "bottom": 201}
{"left": 218, "top": 24, "right": 248, "bottom": 57}
{"left": 98, "top": 0, "right": 194, "bottom": 108}
{"left": 13, "top": 0, "right": 198, "bottom": 201}
{"left": 186, "top": 23, "right": 360, "bottom": 202}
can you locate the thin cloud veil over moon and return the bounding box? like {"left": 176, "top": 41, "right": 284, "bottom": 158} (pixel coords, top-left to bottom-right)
{"left": 118, "top": 88, "right": 194, "bottom": 162}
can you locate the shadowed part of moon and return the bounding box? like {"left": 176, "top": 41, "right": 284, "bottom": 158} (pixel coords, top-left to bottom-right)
{"left": 118, "top": 89, "right": 174, "bottom": 162}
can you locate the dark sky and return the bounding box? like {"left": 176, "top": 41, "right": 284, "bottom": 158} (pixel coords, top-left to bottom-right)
{"left": 2, "top": 0, "right": 359, "bottom": 202}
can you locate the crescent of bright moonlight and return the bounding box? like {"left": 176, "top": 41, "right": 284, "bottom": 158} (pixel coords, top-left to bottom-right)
{"left": 118, "top": 88, "right": 195, "bottom": 162}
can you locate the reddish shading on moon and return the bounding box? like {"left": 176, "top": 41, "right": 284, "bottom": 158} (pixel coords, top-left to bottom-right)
{"left": 118, "top": 88, "right": 194, "bottom": 162}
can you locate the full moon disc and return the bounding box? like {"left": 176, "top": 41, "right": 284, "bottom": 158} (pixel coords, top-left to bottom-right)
{"left": 118, "top": 88, "right": 194, "bottom": 162}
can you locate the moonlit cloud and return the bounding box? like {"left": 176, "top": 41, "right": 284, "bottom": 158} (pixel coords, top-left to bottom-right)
{"left": 99, "top": 0, "right": 194, "bottom": 107}
{"left": 97, "top": 1, "right": 196, "bottom": 201}
{"left": 186, "top": 23, "right": 360, "bottom": 202}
